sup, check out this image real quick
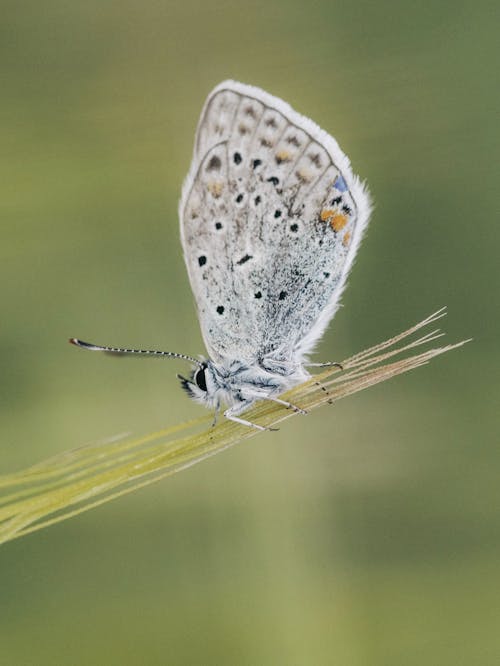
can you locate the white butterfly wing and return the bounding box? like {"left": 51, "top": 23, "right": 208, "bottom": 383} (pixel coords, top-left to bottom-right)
{"left": 179, "top": 81, "right": 371, "bottom": 366}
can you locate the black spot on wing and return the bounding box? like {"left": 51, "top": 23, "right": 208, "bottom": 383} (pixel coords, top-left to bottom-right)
{"left": 308, "top": 152, "right": 322, "bottom": 168}
{"left": 237, "top": 254, "right": 253, "bottom": 265}
{"left": 206, "top": 155, "right": 221, "bottom": 171}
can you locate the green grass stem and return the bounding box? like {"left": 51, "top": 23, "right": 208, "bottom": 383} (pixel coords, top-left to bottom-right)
{"left": 0, "top": 309, "right": 469, "bottom": 546}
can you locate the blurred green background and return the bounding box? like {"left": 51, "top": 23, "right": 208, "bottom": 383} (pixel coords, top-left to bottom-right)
{"left": 1, "top": 1, "right": 498, "bottom": 664}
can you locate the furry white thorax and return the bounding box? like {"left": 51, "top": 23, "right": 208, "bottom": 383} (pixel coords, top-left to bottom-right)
{"left": 180, "top": 357, "right": 310, "bottom": 411}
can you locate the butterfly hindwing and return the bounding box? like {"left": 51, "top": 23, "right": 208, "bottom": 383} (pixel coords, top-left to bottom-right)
{"left": 180, "top": 81, "right": 371, "bottom": 365}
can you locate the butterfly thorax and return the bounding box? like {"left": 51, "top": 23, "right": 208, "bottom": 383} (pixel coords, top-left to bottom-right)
{"left": 180, "top": 357, "right": 310, "bottom": 410}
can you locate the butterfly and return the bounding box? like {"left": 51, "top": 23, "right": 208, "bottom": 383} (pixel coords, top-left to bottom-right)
{"left": 71, "top": 81, "right": 371, "bottom": 430}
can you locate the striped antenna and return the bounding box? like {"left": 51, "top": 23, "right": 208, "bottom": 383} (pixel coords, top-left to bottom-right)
{"left": 69, "top": 338, "right": 203, "bottom": 367}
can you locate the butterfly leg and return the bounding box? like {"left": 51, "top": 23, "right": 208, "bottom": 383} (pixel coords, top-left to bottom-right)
{"left": 306, "top": 362, "right": 342, "bottom": 404}
{"left": 306, "top": 361, "right": 343, "bottom": 369}
{"left": 242, "top": 389, "right": 307, "bottom": 416}
{"left": 265, "top": 396, "right": 307, "bottom": 415}
{"left": 211, "top": 402, "right": 221, "bottom": 428}
{"left": 315, "top": 381, "right": 333, "bottom": 405}
{"left": 224, "top": 404, "right": 278, "bottom": 432}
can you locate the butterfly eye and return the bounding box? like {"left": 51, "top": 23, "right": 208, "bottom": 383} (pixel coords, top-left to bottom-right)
{"left": 194, "top": 367, "right": 207, "bottom": 391}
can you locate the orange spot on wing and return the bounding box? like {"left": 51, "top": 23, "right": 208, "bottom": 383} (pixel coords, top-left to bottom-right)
{"left": 320, "top": 209, "right": 348, "bottom": 232}
{"left": 343, "top": 230, "right": 351, "bottom": 246}
{"left": 207, "top": 181, "right": 223, "bottom": 198}
{"left": 276, "top": 149, "right": 293, "bottom": 163}
{"left": 320, "top": 208, "right": 336, "bottom": 222}
{"left": 296, "top": 167, "right": 313, "bottom": 183}
{"left": 331, "top": 214, "right": 348, "bottom": 232}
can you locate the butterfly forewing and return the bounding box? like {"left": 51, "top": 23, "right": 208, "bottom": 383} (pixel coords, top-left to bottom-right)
{"left": 180, "top": 81, "right": 371, "bottom": 366}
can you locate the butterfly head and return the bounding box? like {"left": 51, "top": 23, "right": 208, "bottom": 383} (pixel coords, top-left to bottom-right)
{"left": 178, "top": 360, "right": 222, "bottom": 408}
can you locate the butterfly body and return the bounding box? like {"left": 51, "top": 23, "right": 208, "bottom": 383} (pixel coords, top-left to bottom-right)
{"left": 180, "top": 356, "right": 310, "bottom": 420}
